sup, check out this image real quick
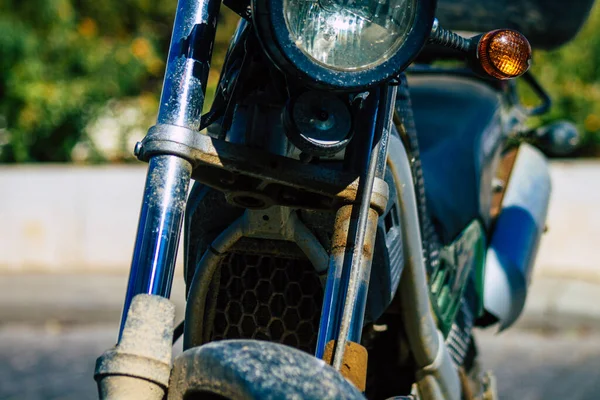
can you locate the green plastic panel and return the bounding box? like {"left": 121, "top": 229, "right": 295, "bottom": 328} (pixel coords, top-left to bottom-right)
{"left": 429, "top": 220, "right": 486, "bottom": 336}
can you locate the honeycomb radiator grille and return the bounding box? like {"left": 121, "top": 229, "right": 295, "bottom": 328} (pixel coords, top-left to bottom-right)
{"left": 211, "top": 252, "right": 324, "bottom": 353}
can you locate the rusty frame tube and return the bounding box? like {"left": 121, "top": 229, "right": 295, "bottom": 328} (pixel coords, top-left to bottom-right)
{"left": 315, "top": 85, "right": 396, "bottom": 368}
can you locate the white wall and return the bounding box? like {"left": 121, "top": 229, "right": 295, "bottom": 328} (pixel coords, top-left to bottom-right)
{"left": 0, "top": 162, "right": 598, "bottom": 277}
{"left": 535, "top": 161, "right": 600, "bottom": 281}
{"left": 0, "top": 165, "right": 149, "bottom": 273}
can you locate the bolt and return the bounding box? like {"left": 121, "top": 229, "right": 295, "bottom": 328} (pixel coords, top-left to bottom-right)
{"left": 431, "top": 18, "right": 439, "bottom": 35}
{"left": 492, "top": 178, "right": 505, "bottom": 193}
{"left": 133, "top": 141, "right": 142, "bottom": 157}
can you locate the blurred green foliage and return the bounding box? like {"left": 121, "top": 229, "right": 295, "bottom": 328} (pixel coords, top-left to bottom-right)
{"left": 0, "top": 0, "right": 238, "bottom": 162}
{"left": 0, "top": 0, "right": 599, "bottom": 162}
{"left": 525, "top": 1, "right": 600, "bottom": 156}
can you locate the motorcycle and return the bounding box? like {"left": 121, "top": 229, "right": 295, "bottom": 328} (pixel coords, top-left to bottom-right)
{"left": 94, "top": 0, "right": 594, "bottom": 398}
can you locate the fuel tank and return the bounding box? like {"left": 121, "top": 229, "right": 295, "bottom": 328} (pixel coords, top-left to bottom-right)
{"left": 435, "top": 0, "right": 594, "bottom": 50}
{"left": 483, "top": 143, "right": 551, "bottom": 329}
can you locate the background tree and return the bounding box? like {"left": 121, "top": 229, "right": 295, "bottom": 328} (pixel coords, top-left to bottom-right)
{"left": 0, "top": 0, "right": 238, "bottom": 162}
{"left": 0, "top": 0, "right": 598, "bottom": 162}
{"left": 527, "top": 2, "right": 600, "bottom": 156}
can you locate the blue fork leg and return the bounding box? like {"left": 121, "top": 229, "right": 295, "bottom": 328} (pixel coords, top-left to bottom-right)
{"left": 119, "top": 0, "right": 221, "bottom": 338}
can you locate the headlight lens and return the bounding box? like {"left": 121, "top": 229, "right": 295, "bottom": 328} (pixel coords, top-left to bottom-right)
{"left": 284, "top": 0, "right": 417, "bottom": 71}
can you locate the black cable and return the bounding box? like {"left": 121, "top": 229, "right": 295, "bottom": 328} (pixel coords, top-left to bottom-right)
{"left": 522, "top": 71, "right": 552, "bottom": 116}
{"left": 394, "top": 74, "right": 441, "bottom": 273}
{"left": 173, "top": 320, "right": 185, "bottom": 344}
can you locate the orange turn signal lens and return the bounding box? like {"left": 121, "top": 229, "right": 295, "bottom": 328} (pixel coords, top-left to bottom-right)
{"left": 477, "top": 29, "right": 532, "bottom": 80}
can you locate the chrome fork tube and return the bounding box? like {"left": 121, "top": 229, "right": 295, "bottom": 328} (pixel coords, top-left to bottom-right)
{"left": 119, "top": 0, "right": 220, "bottom": 337}
{"left": 120, "top": 156, "right": 191, "bottom": 335}
{"left": 158, "top": 0, "right": 220, "bottom": 130}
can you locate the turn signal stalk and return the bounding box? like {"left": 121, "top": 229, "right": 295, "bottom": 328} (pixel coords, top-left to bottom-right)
{"left": 429, "top": 19, "right": 532, "bottom": 80}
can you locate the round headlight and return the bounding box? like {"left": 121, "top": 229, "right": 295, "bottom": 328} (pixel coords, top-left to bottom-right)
{"left": 253, "top": 0, "right": 435, "bottom": 90}
{"left": 284, "top": 0, "right": 416, "bottom": 71}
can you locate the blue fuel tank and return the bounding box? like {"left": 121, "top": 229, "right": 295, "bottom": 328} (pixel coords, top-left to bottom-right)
{"left": 483, "top": 143, "right": 552, "bottom": 329}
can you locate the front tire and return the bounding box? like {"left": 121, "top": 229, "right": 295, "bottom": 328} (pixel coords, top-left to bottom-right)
{"left": 167, "top": 340, "right": 365, "bottom": 400}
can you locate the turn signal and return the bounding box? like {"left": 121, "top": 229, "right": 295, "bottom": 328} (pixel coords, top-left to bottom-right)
{"left": 477, "top": 29, "right": 532, "bottom": 79}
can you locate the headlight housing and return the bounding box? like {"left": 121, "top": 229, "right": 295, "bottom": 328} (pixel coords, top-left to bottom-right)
{"left": 254, "top": 0, "right": 435, "bottom": 90}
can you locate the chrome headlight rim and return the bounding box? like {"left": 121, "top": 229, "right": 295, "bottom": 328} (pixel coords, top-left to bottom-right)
{"left": 253, "top": 0, "right": 436, "bottom": 90}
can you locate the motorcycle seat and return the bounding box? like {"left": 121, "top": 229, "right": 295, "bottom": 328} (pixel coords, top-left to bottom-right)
{"left": 408, "top": 75, "right": 503, "bottom": 243}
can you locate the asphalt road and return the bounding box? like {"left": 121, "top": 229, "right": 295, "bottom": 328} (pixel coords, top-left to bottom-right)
{"left": 1, "top": 325, "right": 599, "bottom": 400}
